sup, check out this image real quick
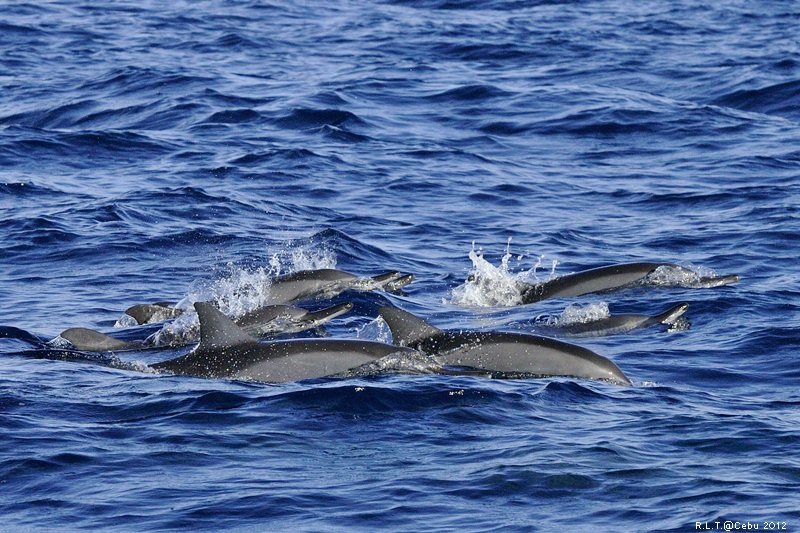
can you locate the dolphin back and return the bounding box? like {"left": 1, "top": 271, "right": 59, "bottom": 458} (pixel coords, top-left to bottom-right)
{"left": 428, "top": 331, "right": 632, "bottom": 386}
{"left": 59, "top": 327, "right": 138, "bottom": 352}
{"left": 521, "top": 262, "right": 665, "bottom": 303}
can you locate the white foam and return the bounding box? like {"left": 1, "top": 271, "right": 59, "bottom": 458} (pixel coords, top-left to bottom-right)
{"left": 211, "top": 247, "right": 338, "bottom": 318}
{"left": 558, "top": 302, "right": 611, "bottom": 325}
{"left": 146, "top": 246, "right": 338, "bottom": 346}
{"left": 113, "top": 314, "right": 139, "bottom": 329}
{"left": 338, "top": 350, "right": 444, "bottom": 378}
{"left": 645, "top": 264, "right": 702, "bottom": 287}
{"left": 355, "top": 316, "right": 394, "bottom": 344}
{"left": 116, "top": 359, "right": 159, "bottom": 374}
{"left": 450, "top": 240, "right": 556, "bottom": 308}
{"left": 46, "top": 335, "right": 75, "bottom": 349}
{"left": 665, "top": 316, "right": 691, "bottom": 333}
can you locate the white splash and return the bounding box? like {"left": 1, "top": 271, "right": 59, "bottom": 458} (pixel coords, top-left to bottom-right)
{"left": 355, "top": 316, "right": 394, "bottom": 344}
{"left": 141, "top": 247, "right": 338, "bottom": 346}
{"left": 645, "top": 264, "right": 703, "bottom": 287}
{"left": 337, "top": 349, "right": 445, "bottom": 378}
{"left": 46, "top": 335, "right": 76, "bottom": 349}
{"left": 115, "top": 359, "right": 159, "bottom": 374}
{"left": 113, "top": 314, "right": 140, "bottom": 328}
{"left": 665, "top": 316, "right": 691, "bottom": 333}
{"left": 211, "top": 247, "right": 338, "bottom": 318}
{"left": 558, "top": 302, "right": 611, "bottom": 325}
{"left": 450, "top": 240, "right": 557, "bottom": 308}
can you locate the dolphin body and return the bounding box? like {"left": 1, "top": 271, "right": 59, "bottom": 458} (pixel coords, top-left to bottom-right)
{"left": 234, "top": 302, "right": 353, "bottom": 336}
{"left": 512, "top": 262, "right": 738, "bottom": 304}
{"left": 535, "top": 302, "right": 689, "bottom": 338}
{"left": 124, "top": 269, "right": 413, "bottom": 325}
{"left": 379, "top": 306, "right": 631, "bottom": 386}
{"left": 60, "top": 302, "right": 353, "bottom": 352}
{"left": 125, "top": 302, "right": 183, "bottom": 325}
{"left": 256, "top": 269, "right": 408, "bottom": 305}
{"left": 58, "top": 328, "right": 140, "bottom": 352}
{"left": 151, "top": 302, "right": 420, "bottom": 383}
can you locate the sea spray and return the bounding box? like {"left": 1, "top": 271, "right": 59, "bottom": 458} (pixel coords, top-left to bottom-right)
{"left": 450, "top": 240, "right": 557, "bottom": 307}
{"left": 134, "top": 247, "right": 338, "bottom": 346}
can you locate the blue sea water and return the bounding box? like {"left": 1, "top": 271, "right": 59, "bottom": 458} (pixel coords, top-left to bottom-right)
{"left": 1, "top": 0, "right": 799, "bottom": 531}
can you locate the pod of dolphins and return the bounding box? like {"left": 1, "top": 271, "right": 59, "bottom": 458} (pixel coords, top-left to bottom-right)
{"left": 38, "top": 262, "right": 739, "bottom": 387}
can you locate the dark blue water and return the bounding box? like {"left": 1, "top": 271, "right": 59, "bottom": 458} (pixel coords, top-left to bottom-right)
{"left": 2, "top": 1, "right": 799, "bottom": 531}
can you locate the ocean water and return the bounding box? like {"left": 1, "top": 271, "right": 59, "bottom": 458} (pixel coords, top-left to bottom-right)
{"left": 1, "top": 0, "right": 799, "bottom": 531}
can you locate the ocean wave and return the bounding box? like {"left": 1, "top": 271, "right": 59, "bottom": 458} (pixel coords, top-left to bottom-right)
{"left": 272, "top": 108, "right": 368, "bottom": 131}
{"left": 1, "top": 0, "right": 797, "bottom": 530}
{"left": 713, "top": 78, "right": 800, "bottom": 119}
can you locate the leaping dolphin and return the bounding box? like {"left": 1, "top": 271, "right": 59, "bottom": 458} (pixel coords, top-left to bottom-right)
{"left": 378, "top": 306, "right": 632, "bottom": 386}
{"left": 534, "top": 302, "right": 689, "bottom": 338}
{"left": 151, "top": 302, "right": 420, "bottom": 383}
{"left": 60, "top": 302, "right": 354, "bottom": 352}
{"left": 124, "top": 269, "right": 413, "bottom": 325}
{"left": 257, "top": 269, "right": 407, "bottom": 305}
{"left": 125, "top": 302, "right": 183, "bottom": 325}
{"left": 512, "top": 262, "right": 739, "bottom": 304}
{"left": 234, "top": 302, "right": 353, "bottom": 336}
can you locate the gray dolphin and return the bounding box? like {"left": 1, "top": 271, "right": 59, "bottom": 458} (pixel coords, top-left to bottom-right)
{"left": 60, "top": 302, "right": 353, "bottom": 352}
{"left": 534, "top": 302, "right": 689, "bottom": 338}
{"left": 125, "top": 302, "right": 183, "bottom": 325}
{"left": 379, "top": 306, "right": 631, "bottom": 386}
{"left": 151, "top": 302, "right": 420, "bottom": 383}
{"left": 384, "top": 273, "right": 415, "bottom": 294}
{"left": 235, "top": 302, "right": 353, "bottom": 336}
{"left": 124, "top": 269, "right": 411, "bottom": 325}
{"left": 257, "top": 268, "right": 405, "bottom": 305}
{"left": 514, "top": 262, "right": 739, "bottom": 304}
{"left": 59, "top": 327, "right": 139, "bottom": 352}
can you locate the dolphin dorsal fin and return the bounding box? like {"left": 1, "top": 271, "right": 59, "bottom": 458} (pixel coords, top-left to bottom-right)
{"left": 378, "top": 306, "right": 443, "bottom": 346}
{"left": 194, "top": 302, "right": 258, "bottom": 350}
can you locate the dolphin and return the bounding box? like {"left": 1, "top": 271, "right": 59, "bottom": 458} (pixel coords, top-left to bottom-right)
{"left": 534, "top": 302, "right": 689, "bottom": 338}
{"left": 514, "top": 262, "right": 739, "bottom": 304}
{"left": 59, "top": 327, "right": 140, "bottom": 352}
{"left": 151, "top": 302, "right": 420, "bottom": 383}
{"left": 235, "top": 302, "right": 353, "bottom": 336}
{"left": 123, "top": 269, "right": 410, "bottom": 325}
{"left": 378, "top": 306, "right": 631, "bottom": 386}
{"left": 384, "top": 273, "right": 415, "bottom": 295}
{"left": 257, "top": 269, "right": 405, "bottom": 305}
{"left": 59, "top": 302, "right": 354, "bottom": 352}
{"left": 125, "top": 302, "right": 183, "bottom": 325}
